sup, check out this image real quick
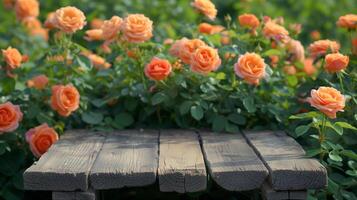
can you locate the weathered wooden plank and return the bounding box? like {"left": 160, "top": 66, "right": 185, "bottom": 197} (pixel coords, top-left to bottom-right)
{"left": 289, "top": 190, "right": 307, "bottom": 200}
{"left": 89, "top": 129, "right": 159, "bottom": 189}
{"left": 52, "top": 189, "right": 97, "bottom": 200}
{"left": 244, "top": 131, "right": 327, "bottom": 190}
{"left": 24, "top": 130, "right": 106, "bottom": 191}
{"left": 158, "top": 130, "right": 207, "bottom": 193}
{"left": 199, "top": 131, "right": 268, "bottom": 191}
{"left": 261, "top": 182, "right": 288, "bottom": 200}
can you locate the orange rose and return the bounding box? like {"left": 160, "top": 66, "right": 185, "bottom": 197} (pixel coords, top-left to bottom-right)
{"left": 307, "top": 87, "right": 345, "bottom": 119}
{"left": 270, "top": 55, "right": 279, "bottom": 68}
{"left": 308, "top": 40, "right": 340, "bottom": 58}
{"left": 145, "top": 57, "right": 172, "bottom": 81}
{"left": 169, "top": 37, "right": 188, "bottom": 57}
{"left": 121, "top": 14, "right": 153, "bottom": 43}
{"left": 179, "top": 39, "right": 207, "bottom": 64}
{"left": 303, "top": 58, "right": 317, "bottom": 76}
{"left": 0, "top": 102, "right": 23, "bottom": 134}
{"left": 87, "top": 54, "right": 111, "bottom": 70}
{"left": 337, "top": 14, "right": 357, "bottom": 29}
{"left": 101, "top": 16, "right": 123, "bottom": 41}
{"left": 90, "top": 18, "right": 104, "bottom": 29}
{"left": 234, "top": 53, "right": 266, "bottom": 85}
{"left": 14, "top": 0, "right": 39, "bottom": 21}
{"left": 44, "top": 12, "right": 56, "bottom": 29}
{"left": 52, "top": 6, "right": 86, "bottom": 34}
{"left": 310, "top": 31, "right": 321, "bottom": 41}
{"left": 198, "top": 23, "right": 224, "bottom": 34}
{"left": 3, "top": 0, "right": 15, "bottom": 9}
{"left": 283, "top": 65, "right": 297, "bottom": 75}
{"left": 238, "top": 14, "right": 260, "bottom": 29}
{"left": 51, "top": 84, "right": 80, "bottom": 117}
{"left": 191, "top": 0, "right": 217, "bottom": 20}
{"left": 324, "top": 53, "right": 349, "bottom": 73}
{"left": 220, "top": 31, "right": 230, "bottom": 45}
{"left": 27, "top": 74, "right": 49, "bottom": 90}
{"left": 286, "top": 39, "right": 305, "bottom": 62}
{"left": 84, "top": 29, "right": 103, "bottom": 41}
{"left": 21, "top": 17, "right": 42, "bottom": 30}
{"left": 190, "top": 46, "right": 221, "bottom": 74}
{"left": 353, "top": 38, "right": 357, "bottom": 55}
{"left": 2, "top": 47, "right": 23, "bottom": 69}
{"left": 26, "top": 124, "right": 59, "bottom": 158}
{"left": 263, "top": 21, "right": 289, "bottom": 42}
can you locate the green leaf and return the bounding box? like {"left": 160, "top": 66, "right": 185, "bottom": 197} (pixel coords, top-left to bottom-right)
{"left": 114, "top": 112, "right": 134, "bottom": 128}
{"left": 82, "top": 112, "right": 103, "bottom": 125}
{"left": 151, "top": 92, "right": 167, "bottom": 105}
{"left": 227, "top": 113, "right": 246, "bottom": 125}
{"left": 179, "top": 101, "right": 193, "bottom": 115}
{"left": 225, "top": 122, "right": 239, "bottom": 133}
{"left": 243, "top": 97, "right": 256, "bottom": 113}
{"left": 340, "top": 150, "right": 357, "bottom": 160}
{"left": 329, "top": 151, "right": 343, "bottom": 162}
{"left": 190, "top": 105, "right": 203, "bottom": 121}
{"left": 295, "top": 125, "right": 310, "bottom": 137}
{"left": 305, "top": 148, "right": 321, "bottom": 157}
{"left": 286, "top": 76, "right": 298, "bottom": 86}
{"left": 212, "top": 115, "right": 226, "bottom": 132}
{"left": 335, "top": 122, "right": 357, "bottom": 130}
{"left": 262, "top": 49, "right": 281, "bottom": 56}
{"left": 75, "top": 55, "right": 92, "bottom": 70}
{"left": 216, "top": 72, "right": 226, "bottom": 80}
{"left": 289, "top": 112, "right": 320, "bottom": 119}
{"left": 0, "top": 77, "right": 15, "bottom": 94}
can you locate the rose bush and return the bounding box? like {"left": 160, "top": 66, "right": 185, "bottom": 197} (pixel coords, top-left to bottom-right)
{"left": 0, "top": 0, "right": 356, "bottom": 200}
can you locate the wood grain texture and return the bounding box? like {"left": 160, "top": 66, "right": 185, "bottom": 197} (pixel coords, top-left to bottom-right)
{"left": 89, "top": 129, "right": 159, "bottom": 189}
{"left": 52, "top": 190, "right": 96, "bottom": 200}
{"left": 199, "top": 131, "right": 268, "bottom": 191}
{"left": 244, "top": 131, "right": 327, "bottom": 190}
{"left": 24, "top": 130, "right": 106, "bottom": 191}
{"left": 158, "top": 130, "right": 207, "bottom": 193}
{"left": 261, "top": 182, "right": 288, "bottom": 200}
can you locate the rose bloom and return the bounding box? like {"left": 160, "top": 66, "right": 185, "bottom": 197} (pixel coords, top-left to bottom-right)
{"left": 307, "top": 87, "right": 345, "bottom": 119}
{"left": 26, "top": 124, "right": 59, "bottom": 158}
{"left": 27, "top": 74, "right": 49, "bottom": 90}
{"left": 163, "top": 38, "right": 174, "bottom": 45}
{"left": 310, "top": 30, "right": 321, "bottom": 41}
{"left": 121, "top": 14, "right": 153, "bottom": 43}
{"left": 283, "top": 65, "right": 297, "bottom": 75}
{"left": 52, "top": 6, "right": 86, "bottom": 34}
{"left": 179, "top": 39, "right": 207, "bottom": 64}
{"left": 51, "top": 84, "right": 80, "bottom": 117}
{"left": 308, "top": 40, "right": 340, "bottom": 58}
{"left": 21, "top": 17, "right": 42, "bottom": 30}
{"left": 84, "top": 29, "right": 103, "bottom": 41}
{"left": 0, "top": 102, "right": 23, "bottom": 134}
{"left": 145, "top": 57, "right": 172, "bottom": 81}
{"left": 289, "top": 23, "right": 302, "bottom": 35}
{"left": 3, "top": 0, "right": 15, "bottom": 9}
{"left": 30, "top": 28, "right": 49, "bottom": 41}
{"left": 234, "top": 53, "right": 266, "bottom": 85}
{"left": 238, "top": 14, "right": 260, "bottom": 29}
{"left": 353, "top": 38, "right": 357, "bottom": 56}
{"left": 191, "top": 0, "right": 217, "bottom": 20}
{"left": 2, "top": 47, "right": 23, "bottom": 69}
{"left": 43, "top": 12, "right": 56, "bottom": 29}
{"left": 190, "top": 46, "right": 221, "bottom": 75}
{"left": 286, "top": 39, "right": 305, "bottom": 62}
{"left": 337, "top": 14, "right": 357, "bottom": 29}
{"left": 324, "top": 53, "right": 349, "bottom": 73}
{"left": 303, "top": 58, "right": 317, "bottom": 76}
{"left": 101, "top": 16, "right": 123, "bottom": 41}
{"left": 220, "top": 31, "right": 230, "bottom": 45}
{"left": 14, "top": 0, "right": 39, "bottom": 21}
{"left": 169, "top": 37, "right": 188, "bottom": 57}
{"left": 87, "top": 53, "right": 111, "bottom": 70}
{"left": 263, "top": 21, "right": 289, "bottom": 42}
{"left": 198, "top": 23, "right": 224, "bottom": 35}
{"left": 91, "top": 18, "right": 104, "bottom": 29}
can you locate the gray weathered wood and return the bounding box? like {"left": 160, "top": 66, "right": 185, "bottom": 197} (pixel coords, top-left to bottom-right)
{"left": 261, "top": 182, "right": 307, "bottom": 200}
{"left": 158, "top": 130, "right": 207, "bottom": 193}
{"left": 52, "top": 189, "right": 97, "bottom": 200}
{"left": 244, "top": 131, "right": 327, "bottom": 190}
{"left": 89, "top": 129, "right": 159, "bottom": 189}
{"left": 289, "top": 190, "right": 307, "bottom": 199}
{"left": 24, "top": 130, "right": 106, "bottom": 191}
{"left": 199, "top": 131, "right": 268, "bottom": 191}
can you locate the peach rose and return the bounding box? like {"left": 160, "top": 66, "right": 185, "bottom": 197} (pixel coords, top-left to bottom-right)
{"left": 289, "top": 23, "right": 302, "bottom": 35}
{"left": 190, "top": 46, "right": 221, "bottom": 74}
{"left": 21, "top": 17, "right": 42, "bottom": 30}
{"left": 90, "top": 18, "right": 104, "bottom": 29}
{"left": 145, "top": 57, "right": 172, "bottom": 81}
{"left": 270, "top": 55, "right": 279, "bottom": 68}
{"left": 51, "top": 84, "right": 80, "bottom": 117}
{"left": 234, "top": 53, "right": 266, "bottom": 85}
{"left": 44, "top": 12, "right": 56, "bottom": 29}
{"left": 324, "top": 53, "right": 349, "bottom": 73}
{"left": 310, "top": 30, "right": 321, "bottom": 41}
{"left": 337, "top": 14, "right": 357, "bottom": 29}
{"left": 263, "top": 21, "right": 289, "bottom": 42}
{"left": 26, "top": 124, "right": 59, "bottom": 158}
{"left": 2, "top": 47, "right": 23, "bottom": 69}
{"left": 121, "top": 14, "right": 153, "bottom": 43}
{"left": 14, "top": 0, "right": 39, "bottom": 21}
{"left": 169, "top": 37, "right": 188, "bottom": 57}
{"left": 308, "top": 40, "right": 340, "bottom": 58}
{"left": 52, "top": 6, "right": 86, "bottom": 33}
{"left": 303, "top": 58, "right": 317, "bottom": 76}
{"left": 27, "top": 75, "right": 49, "bottom": 90}
{"left": 179, "top": 39, "right": 207, "bottom": 64}
{"left": 283, "top": 65, "right": 297, "bottom": 75}
{"left": 163, "top": 38, "right": 174, "bottom": 45}
{"left": 101, "top": 16, "right": 123, "bottom": 41}
{"left": 191, "top": 0, "right": 217, "bottom": 20}
{"left": 87, "top": 54, "right": 111, "bottom": 70}
{"left": 198, "top": 23, "right": 224, "bottom": 34}
{"left": 238, "top": 14, "right": 260, "bottom": 29}
{"left": 307, "top": 87, "right": 345, "bottom": 119}
{"left": 0, "top": 102, "right": 23, "bottom": 134}
{"left": 84, "top": 29, "right": 103, "bottom": 41}
{"left": 286, "top": 39, "right": 305, "bottom": 62}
